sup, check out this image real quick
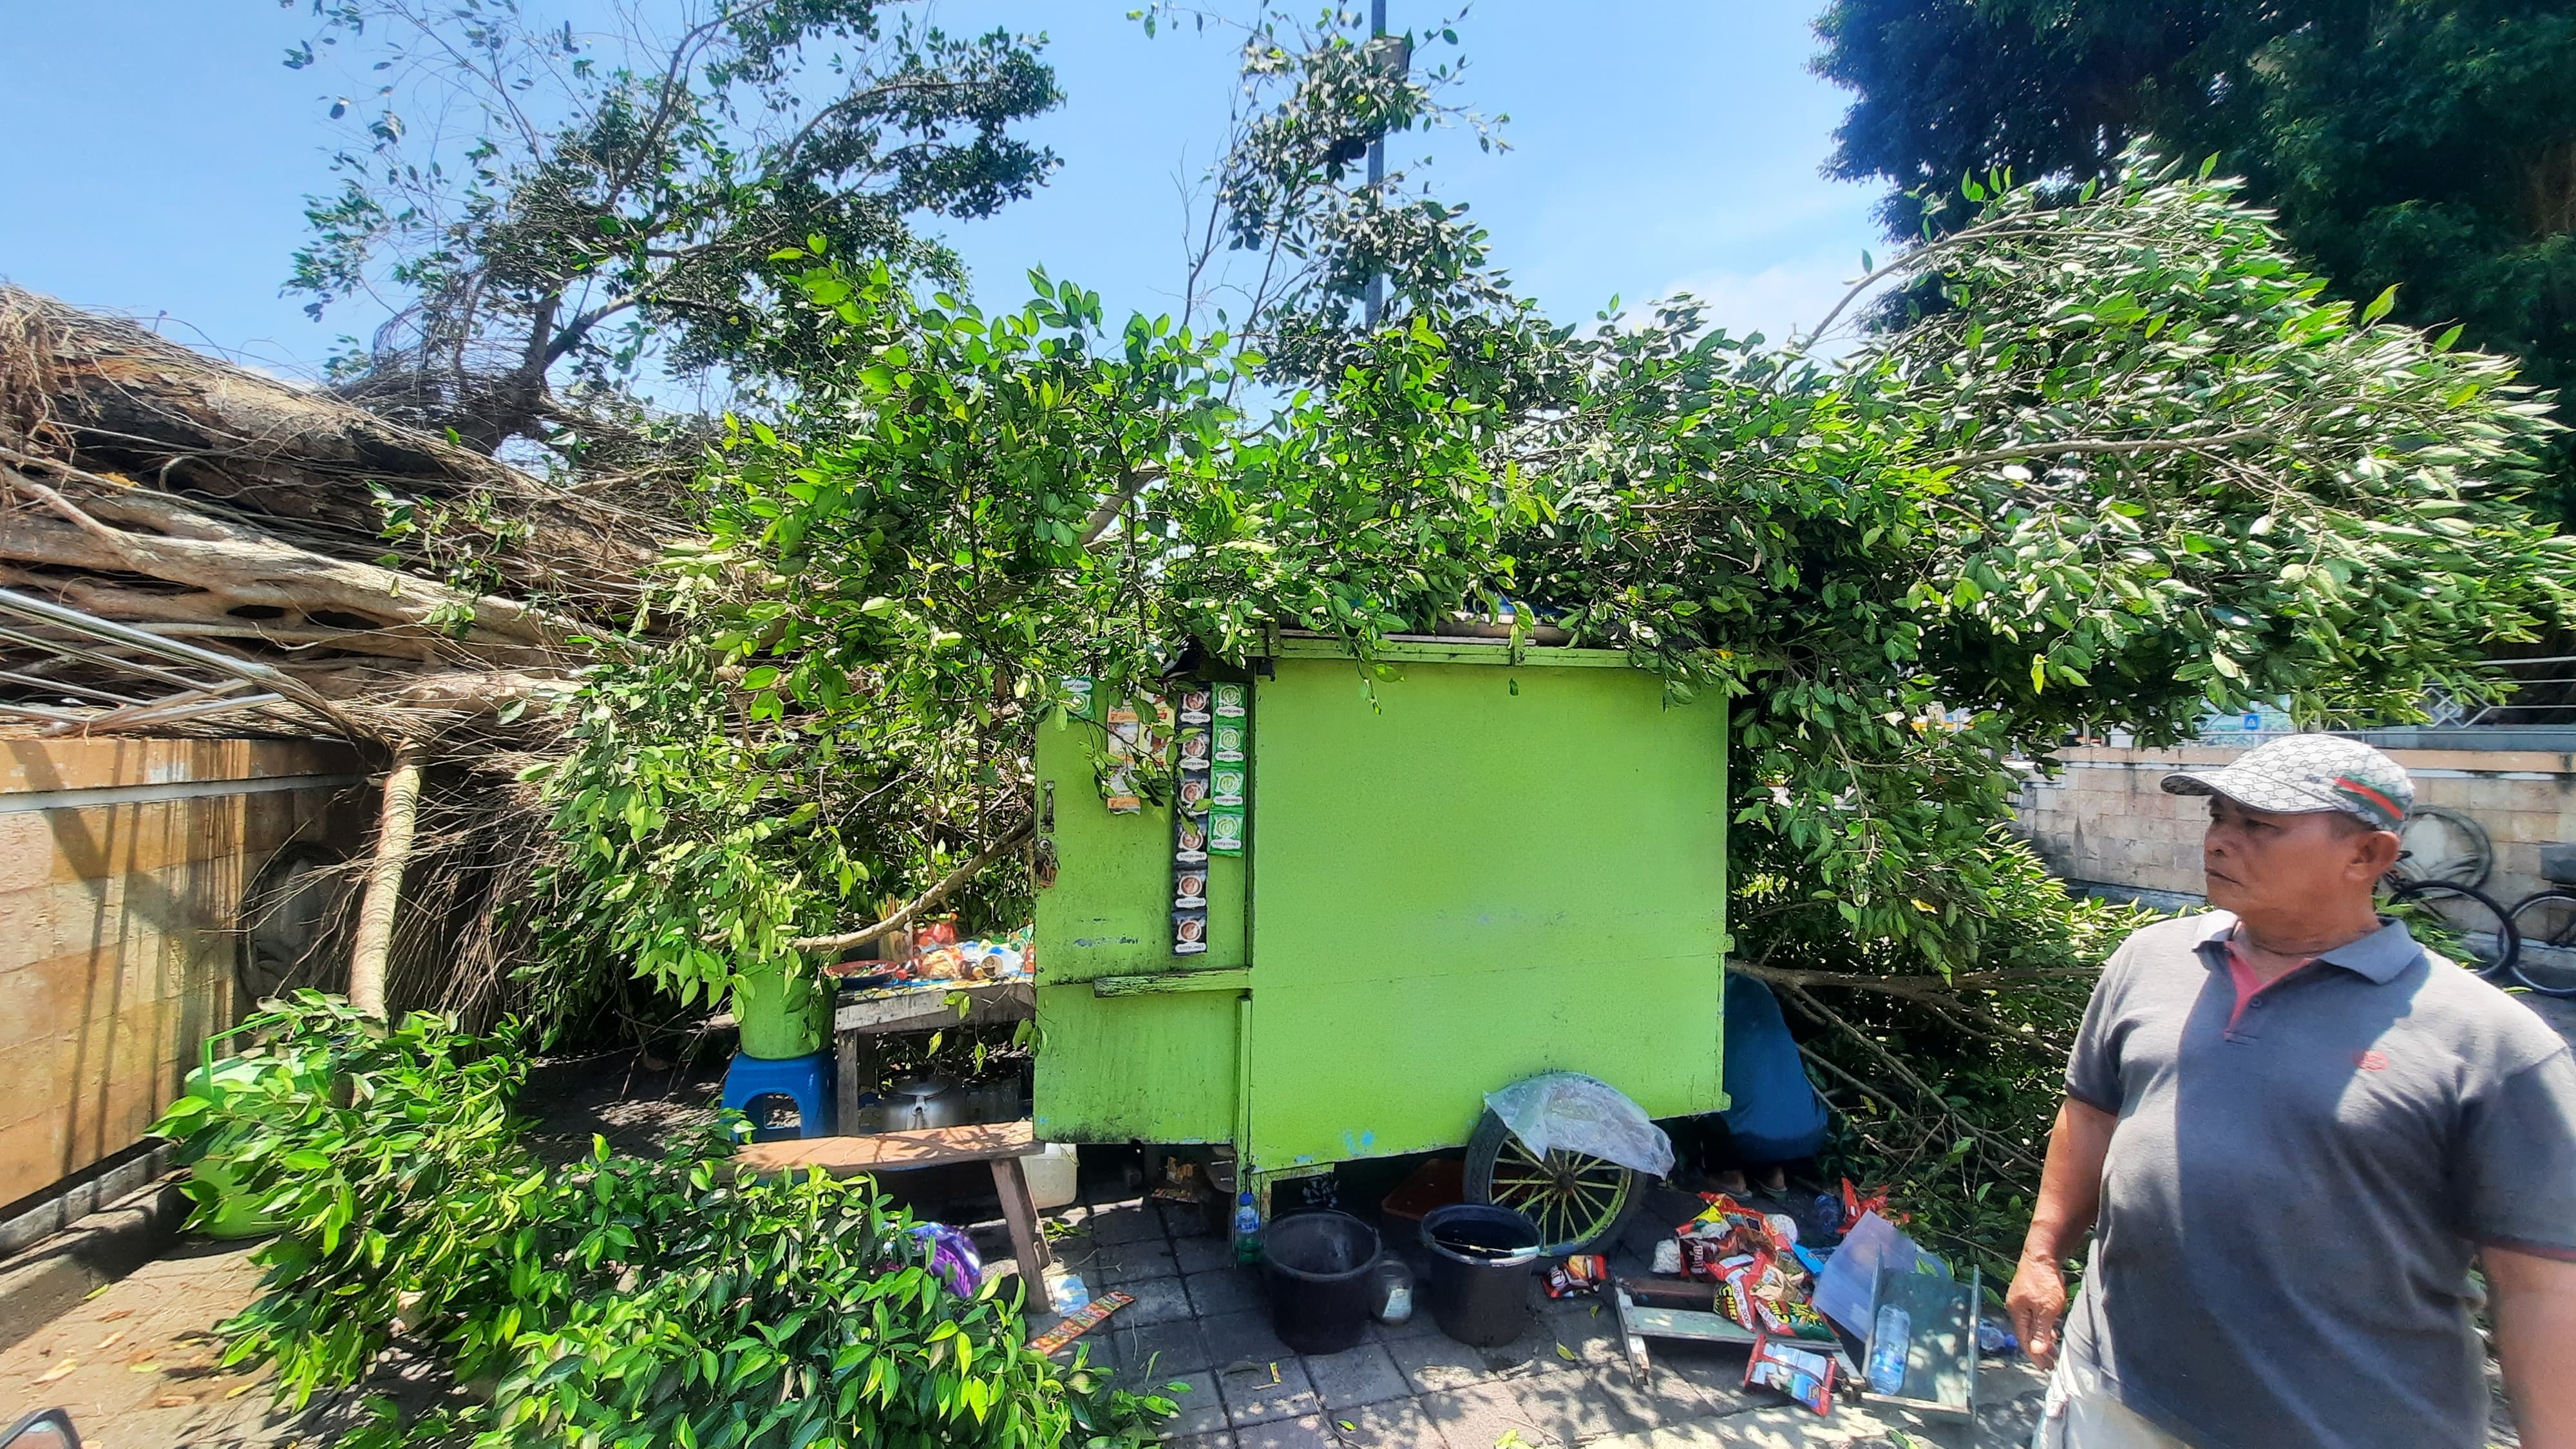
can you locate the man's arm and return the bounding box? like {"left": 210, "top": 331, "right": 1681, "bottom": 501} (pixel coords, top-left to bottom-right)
{"left": 2487, "top": 1245, "right": 2576, "bottom": 1449}
{"left": 2006, "top": 1096, "right": 2117, "bottom": 1370}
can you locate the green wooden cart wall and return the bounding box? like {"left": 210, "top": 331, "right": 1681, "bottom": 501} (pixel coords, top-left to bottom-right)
{"left": 1031, "top": 638, "right": 1730, "bottom": 1188}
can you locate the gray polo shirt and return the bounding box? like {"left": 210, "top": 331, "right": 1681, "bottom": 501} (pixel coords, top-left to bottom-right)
{"left": 2063, "top": 911, "right": 2576, "bottom": 1449}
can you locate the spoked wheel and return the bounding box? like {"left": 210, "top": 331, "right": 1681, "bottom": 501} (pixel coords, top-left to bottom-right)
{"left": 2381, "top": 879, "right": 2520, "bottom": 982}
{"left": 237, "top": 842, "right": 355, "bottom": 1005}
{"left": 2503, "top": 891, "right": 2576, "bottom": 998}
{"left": 2393, "top": 806, "right": 2494, "bottom": 889}
{"left": 1463, "top": 1109, "right": 1642, "bottom": 1255}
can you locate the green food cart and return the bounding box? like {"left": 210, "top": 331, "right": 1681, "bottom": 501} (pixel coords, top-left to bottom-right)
{"left": 1031, "top": 633, "right": 1729, "bottom": 1251}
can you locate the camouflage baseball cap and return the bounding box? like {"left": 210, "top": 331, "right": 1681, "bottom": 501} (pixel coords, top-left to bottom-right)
{"left": 2160, "top": 734, "right": 2413, "bottom": 830}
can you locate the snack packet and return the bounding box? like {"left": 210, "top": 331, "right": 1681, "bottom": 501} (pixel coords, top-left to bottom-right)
{"left": 1744, "top": 1332, "right": 1837, "bottom": 1415}
{"left": 1545, "top": 1255, "right": 1610, "bottom": 1299}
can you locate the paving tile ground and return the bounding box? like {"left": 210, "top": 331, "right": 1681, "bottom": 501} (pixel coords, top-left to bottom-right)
{"left": 1043, "top": 1180, "right": 2056, "bottom": 1449}
{"left": 6, "top": 1165, "right": 2054, "bottom": 1448}
{"left": 28, "top": 1171, "right": 2530, "bottom": 1449}
{"left": 0, "top": 1240, "right": 453, "bottom": 1449}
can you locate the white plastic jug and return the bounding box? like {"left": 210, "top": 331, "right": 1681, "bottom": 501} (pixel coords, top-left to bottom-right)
{"left": 1023, "top": 1142, "right": 1079, "bottom": 1210}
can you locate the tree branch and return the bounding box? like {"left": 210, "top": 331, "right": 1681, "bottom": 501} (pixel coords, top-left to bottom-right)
{"left": 1776, "top": 979, "right": 2044, "bottom": 1171}
{"left": 1077, "top": 464, "right": 1166, "bottom": 547}
{"left": 787, "top": 822, "right": 1034, "bottom": 952}
{"left": 1928, "top": 429, "right": 2270, "bottom": 473}
{"left": 0, "top": 467, "right": 583, "bottom": 652}
{"left": 1731, "top": 961, "right": 2098, "bottom": 993}
{"left": 1797, "top": 216, "right": 2060, "bottom": 350}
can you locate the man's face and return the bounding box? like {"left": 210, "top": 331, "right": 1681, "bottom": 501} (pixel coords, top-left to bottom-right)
{"left": 2201, "top": 796, "right": 2394, "bottom": 917}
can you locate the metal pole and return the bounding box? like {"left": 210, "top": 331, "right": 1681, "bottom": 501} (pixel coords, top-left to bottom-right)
{"left": 1364, "top": 0, "right": 1388, "bottom": 328}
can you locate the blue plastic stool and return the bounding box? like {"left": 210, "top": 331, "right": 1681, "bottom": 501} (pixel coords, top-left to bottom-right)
{"left": 721, "top": 1049, "right": 835, "bottom": 1141}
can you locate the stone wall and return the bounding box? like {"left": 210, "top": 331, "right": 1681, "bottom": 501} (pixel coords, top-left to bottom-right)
{"left": 2014, "top": 741, "right": 2576, "bottom": 907}
{"left": 0, "top": 738, "right": 366, "bottom": 1208}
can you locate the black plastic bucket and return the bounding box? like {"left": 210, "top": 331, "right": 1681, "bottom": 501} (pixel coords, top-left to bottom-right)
{"left": 1263, "top": 1210, "right": 1383, "bottom": 1354}
{"left": 1422, "top": 1203, "right": 1544, "bottom": 1347}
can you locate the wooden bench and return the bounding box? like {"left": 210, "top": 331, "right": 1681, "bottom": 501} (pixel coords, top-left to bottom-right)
{"left": 734, "top": 1121, "right": 1057, "bottom": 1311}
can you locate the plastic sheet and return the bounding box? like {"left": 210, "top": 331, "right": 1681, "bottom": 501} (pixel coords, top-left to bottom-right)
{"left": 1812, "top": 1209, "right": 1944, "bottom": 1336}
{"left": 1482, "top": 1072, "right": 1674, "bottom": 1177}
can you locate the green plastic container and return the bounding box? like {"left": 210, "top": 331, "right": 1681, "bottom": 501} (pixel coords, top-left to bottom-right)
{"left": 179, "top": 1034, "right": 330, "bottom": 1239}
{"left": 733, "top": 967, "right": 833, "bottom": 1059}
{"left": 186, "top": 1153, "right": 280, "bottom": 1240}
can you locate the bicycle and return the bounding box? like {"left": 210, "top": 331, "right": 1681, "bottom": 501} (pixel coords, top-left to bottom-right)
{"left": 2371, "top": 808, "right": 2571, "bottom": 994}
{"left": 2498, "top": 890, "right": 2576, "bottom": 998}
{"left": 2379, "top": 875, "right": 2524, "bottom": 984}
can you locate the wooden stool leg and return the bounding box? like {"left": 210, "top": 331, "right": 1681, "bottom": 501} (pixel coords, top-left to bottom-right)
{"left": 991, "top": 1155, "right": 1054, "bottom": 1312}
{"left": 835, "top": 1030, "right": 862, "bottom": 1137}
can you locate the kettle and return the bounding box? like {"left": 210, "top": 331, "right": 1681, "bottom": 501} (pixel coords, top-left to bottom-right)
{"left": 887, "top": 1076, "right": 965, "bottom": 1131}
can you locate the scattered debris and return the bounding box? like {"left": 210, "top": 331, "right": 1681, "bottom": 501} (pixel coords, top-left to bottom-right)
{"left": 1027, "top": 1291, "right": 1133, "bottom": 1356}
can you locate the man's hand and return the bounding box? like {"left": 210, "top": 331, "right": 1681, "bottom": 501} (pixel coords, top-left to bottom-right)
{"left": 2007, "top": 1248, "right": 2070, "bottom": 1370}
{"left": 2012, "top": 1098, "right": 2117, "bottom": 1374}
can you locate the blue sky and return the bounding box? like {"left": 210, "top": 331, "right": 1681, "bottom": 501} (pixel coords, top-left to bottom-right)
{"left": 0, "top": 1, "right": 1882, "bottom": 380}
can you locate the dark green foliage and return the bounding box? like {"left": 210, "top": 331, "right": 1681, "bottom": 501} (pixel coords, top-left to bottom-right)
{"left": 153, "top": 994, "right": 1168, "bottom": 1447}
{"left": 1812, "top": 0, "right": 2576, "bottom": 515}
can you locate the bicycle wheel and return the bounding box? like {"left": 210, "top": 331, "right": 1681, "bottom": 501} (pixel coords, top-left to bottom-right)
{"left": 2503, "top": 891, "right": 2576, "bottom": 998}
{"left": 2392, "top": 807, "right": 2494, "bottom": 889}
{"left": 2382, "top": 880, "right": 2520, "bottom": 981}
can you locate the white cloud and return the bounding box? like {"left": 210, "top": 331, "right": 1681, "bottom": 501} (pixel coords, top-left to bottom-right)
{"left": 1653, "top": 255, "right": 1865, "bottom": 352}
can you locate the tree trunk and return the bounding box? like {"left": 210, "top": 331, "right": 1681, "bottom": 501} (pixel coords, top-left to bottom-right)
{"left": 348, "top": 743, "right": 426, "bottom": 1019}
{"left": 0, "top": 466, "right": 580, "bottom": 653}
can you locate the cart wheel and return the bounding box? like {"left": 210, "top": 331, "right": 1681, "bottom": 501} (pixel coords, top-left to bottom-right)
{"left": 1463, "top": 1109, "right": 1643, "bottom": 1255}
{"left": 237, "top": 842, "right": 355, "bottom": 1005}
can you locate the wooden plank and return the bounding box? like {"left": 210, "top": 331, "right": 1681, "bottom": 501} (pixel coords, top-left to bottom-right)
{"left": 1623, "top": 1279, "right": 1721, "bottom": 1310}
{"left": 1090, "top": 968, "right": 1253, "bottom": 998}
{"left": 734, "top": 1121, "right": 1037, "bottom": 1176}
{"left": 833, "top": 980, "right": 1033, "bottom": 1033}
{"left": 835, "top": 1030, "right": 862, "bottom": 1139}
{"left": 991, "top": 1155, "right": 1054, "bottom": 1312}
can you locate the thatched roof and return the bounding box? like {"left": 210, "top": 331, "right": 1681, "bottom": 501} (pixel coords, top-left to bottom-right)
{"left": 0, "top": 285, "right": 681, "bottom": 741}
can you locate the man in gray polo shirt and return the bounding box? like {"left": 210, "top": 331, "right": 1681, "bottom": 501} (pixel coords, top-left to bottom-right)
{"left": 2007, "top": 734, "right": 2576, "bottom": 1448}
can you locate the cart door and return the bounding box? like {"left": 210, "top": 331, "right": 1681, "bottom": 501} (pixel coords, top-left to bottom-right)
{"left": 1244, "top": 646, "right": 1728, "bottom": 1175}
{"left": 1030, "top": 705, "right": 1243, "bottom": 1144}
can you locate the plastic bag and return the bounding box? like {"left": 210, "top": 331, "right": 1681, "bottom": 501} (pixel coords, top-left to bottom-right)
{"left": 908, "top": 1222, "right": 985, "bottom": 1298}
{"left": 1482, "top": 1072, "right": 1674, "bottom": 1177}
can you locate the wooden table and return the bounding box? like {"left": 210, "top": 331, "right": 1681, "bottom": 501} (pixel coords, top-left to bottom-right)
{"left": 734, "top": 1121, "right": 1056, "bottom": 1309}
{"left": 832, "top": 978, "right": 1036, "bottom": 1135}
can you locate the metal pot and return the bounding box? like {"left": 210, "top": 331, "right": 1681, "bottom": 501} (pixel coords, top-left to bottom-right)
{"left": 887, "top": 1076, "right": 965, "bottom": 1131}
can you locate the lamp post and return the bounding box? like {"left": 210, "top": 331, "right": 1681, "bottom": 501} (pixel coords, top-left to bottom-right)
{"left": 1364, "top": 0, "right": 1388, "bottom": 328}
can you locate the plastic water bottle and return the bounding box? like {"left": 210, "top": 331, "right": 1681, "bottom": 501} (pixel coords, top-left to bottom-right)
{"left": 1049, "top": 1271, "right": 1090, "bottom": 1314}
{"left": 1866, "top": 1303, "right": 1913, "bottom": 1395}
{"left": 1232, "top": 1191, "right": 1262, "bottom": 1265}
{"left": 1373, "top": 1257, "right": 1416, "bottom": 1324}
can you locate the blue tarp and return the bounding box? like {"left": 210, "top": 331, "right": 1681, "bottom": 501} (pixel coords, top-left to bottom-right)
{"left": 1720, "top": 972, "right": 1832, "bottom": 1161}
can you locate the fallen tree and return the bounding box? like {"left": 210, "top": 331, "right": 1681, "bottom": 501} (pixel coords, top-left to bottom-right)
{"left": 0, "top": 285, "right": 711, "bottom": 1027}
{"left": 525, "top": 155, "right": 2575, "bottom": 1280}
{"left": 0, "top": 284, "right": 710, "bottom": 728}
{"left": 0, "top": 285, "right": 669, "bottom": 612}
